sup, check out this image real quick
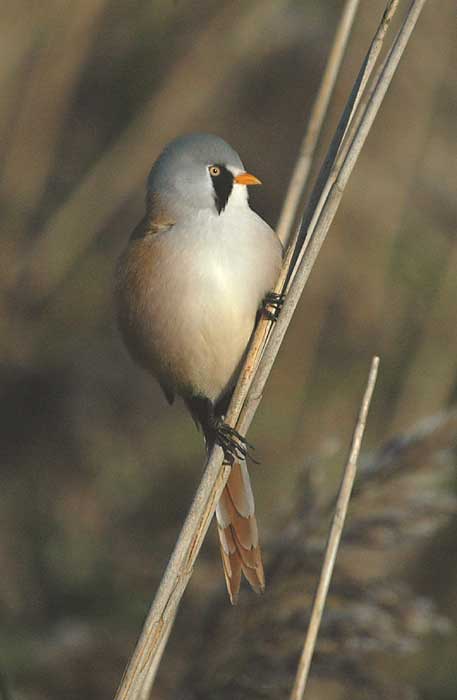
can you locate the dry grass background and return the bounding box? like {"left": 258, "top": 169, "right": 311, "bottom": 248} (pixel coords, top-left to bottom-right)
{"left": 0, "top": 1, "right": 456, "bottom": 698}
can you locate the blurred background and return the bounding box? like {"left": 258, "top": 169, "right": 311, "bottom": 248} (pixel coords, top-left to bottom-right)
{"left": 0, "top": 1, "right": 456, "bottom": 698}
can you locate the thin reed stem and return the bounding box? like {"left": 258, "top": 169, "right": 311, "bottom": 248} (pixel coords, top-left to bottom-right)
{"left": 240, "top": 0, "right": 426, "bottom": 436}
{"left": 287, "top": 0, "right": 401, "bottom": 286}
{"left": 276, "top": 0, "right": 361, "bottom": 247}
{"left": 290, "top": 356, "right": 379, "bottom": 700}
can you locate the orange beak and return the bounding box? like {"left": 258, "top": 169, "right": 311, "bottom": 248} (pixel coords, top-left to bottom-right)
{"left": 234, "top": 171, "right": 262, "bottom": 186}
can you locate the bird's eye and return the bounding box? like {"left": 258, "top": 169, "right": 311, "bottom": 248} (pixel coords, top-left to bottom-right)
{"left": 209, "top": 165, "right": 221, "bottom": 177}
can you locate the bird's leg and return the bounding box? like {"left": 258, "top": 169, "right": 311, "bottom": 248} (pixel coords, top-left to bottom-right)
{"left": 208, "top": 411, "right": 254, "bottom": 465}
{"left": 261, "top": 291, "right": 285, "bottom": 322}
{"left": 187, "top": 396, "right": 256, "bottom": 465}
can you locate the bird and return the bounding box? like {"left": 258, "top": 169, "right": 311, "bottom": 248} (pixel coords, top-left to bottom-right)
{"left": 115, "top": 133, "right": 283, "bottom": 603}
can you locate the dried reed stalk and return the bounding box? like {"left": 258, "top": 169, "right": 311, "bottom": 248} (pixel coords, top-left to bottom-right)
{"left": 114, "top": 2, "right": 428, "bottom": 698}
{"left": 241, "top": 0, "right": 425, "bottom": 435}
{"left": 290, "top": 356, "right": 379, "bottom": 700}
{"left": 276, "top": 0, "right": 361, "bottom": 247}
{"left": 283, "top": 0, "right": 400, "bottom": 291}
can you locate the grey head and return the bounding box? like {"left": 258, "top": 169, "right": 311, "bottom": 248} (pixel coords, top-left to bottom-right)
{"left": 147, "top": 133, "right": 248, "bottom": 220}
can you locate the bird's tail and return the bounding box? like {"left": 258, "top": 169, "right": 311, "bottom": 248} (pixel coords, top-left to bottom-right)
{"left": 215, "top": 459, "right": 265, "bottom": 604}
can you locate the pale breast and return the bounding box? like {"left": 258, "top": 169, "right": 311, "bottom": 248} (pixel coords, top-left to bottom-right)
{"left": 116, "top": 211, "right": 281, "bottom": 403}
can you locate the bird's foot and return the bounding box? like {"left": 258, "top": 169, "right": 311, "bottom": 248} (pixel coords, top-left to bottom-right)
{"left": 262, "top": 291, "right": 285, "bottom": 322}
{"left": 212, "top": 419, "right": 255, "bottom": 465}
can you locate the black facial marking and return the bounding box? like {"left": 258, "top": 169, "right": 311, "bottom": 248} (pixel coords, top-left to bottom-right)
{"left": 209, "top": 164, "right": 234, "bottom": 214}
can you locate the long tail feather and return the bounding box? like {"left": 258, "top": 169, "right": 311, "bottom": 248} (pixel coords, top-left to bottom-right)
{"left": 216, "top": 460, "right": 265, "bottom": 604}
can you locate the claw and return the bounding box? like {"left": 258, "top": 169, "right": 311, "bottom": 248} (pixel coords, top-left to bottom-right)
{"left": 213, "top": 420, "right": 254, "bottom": 464}
{"left": 262, "top": 291, "right": 285, "bottom": 321}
